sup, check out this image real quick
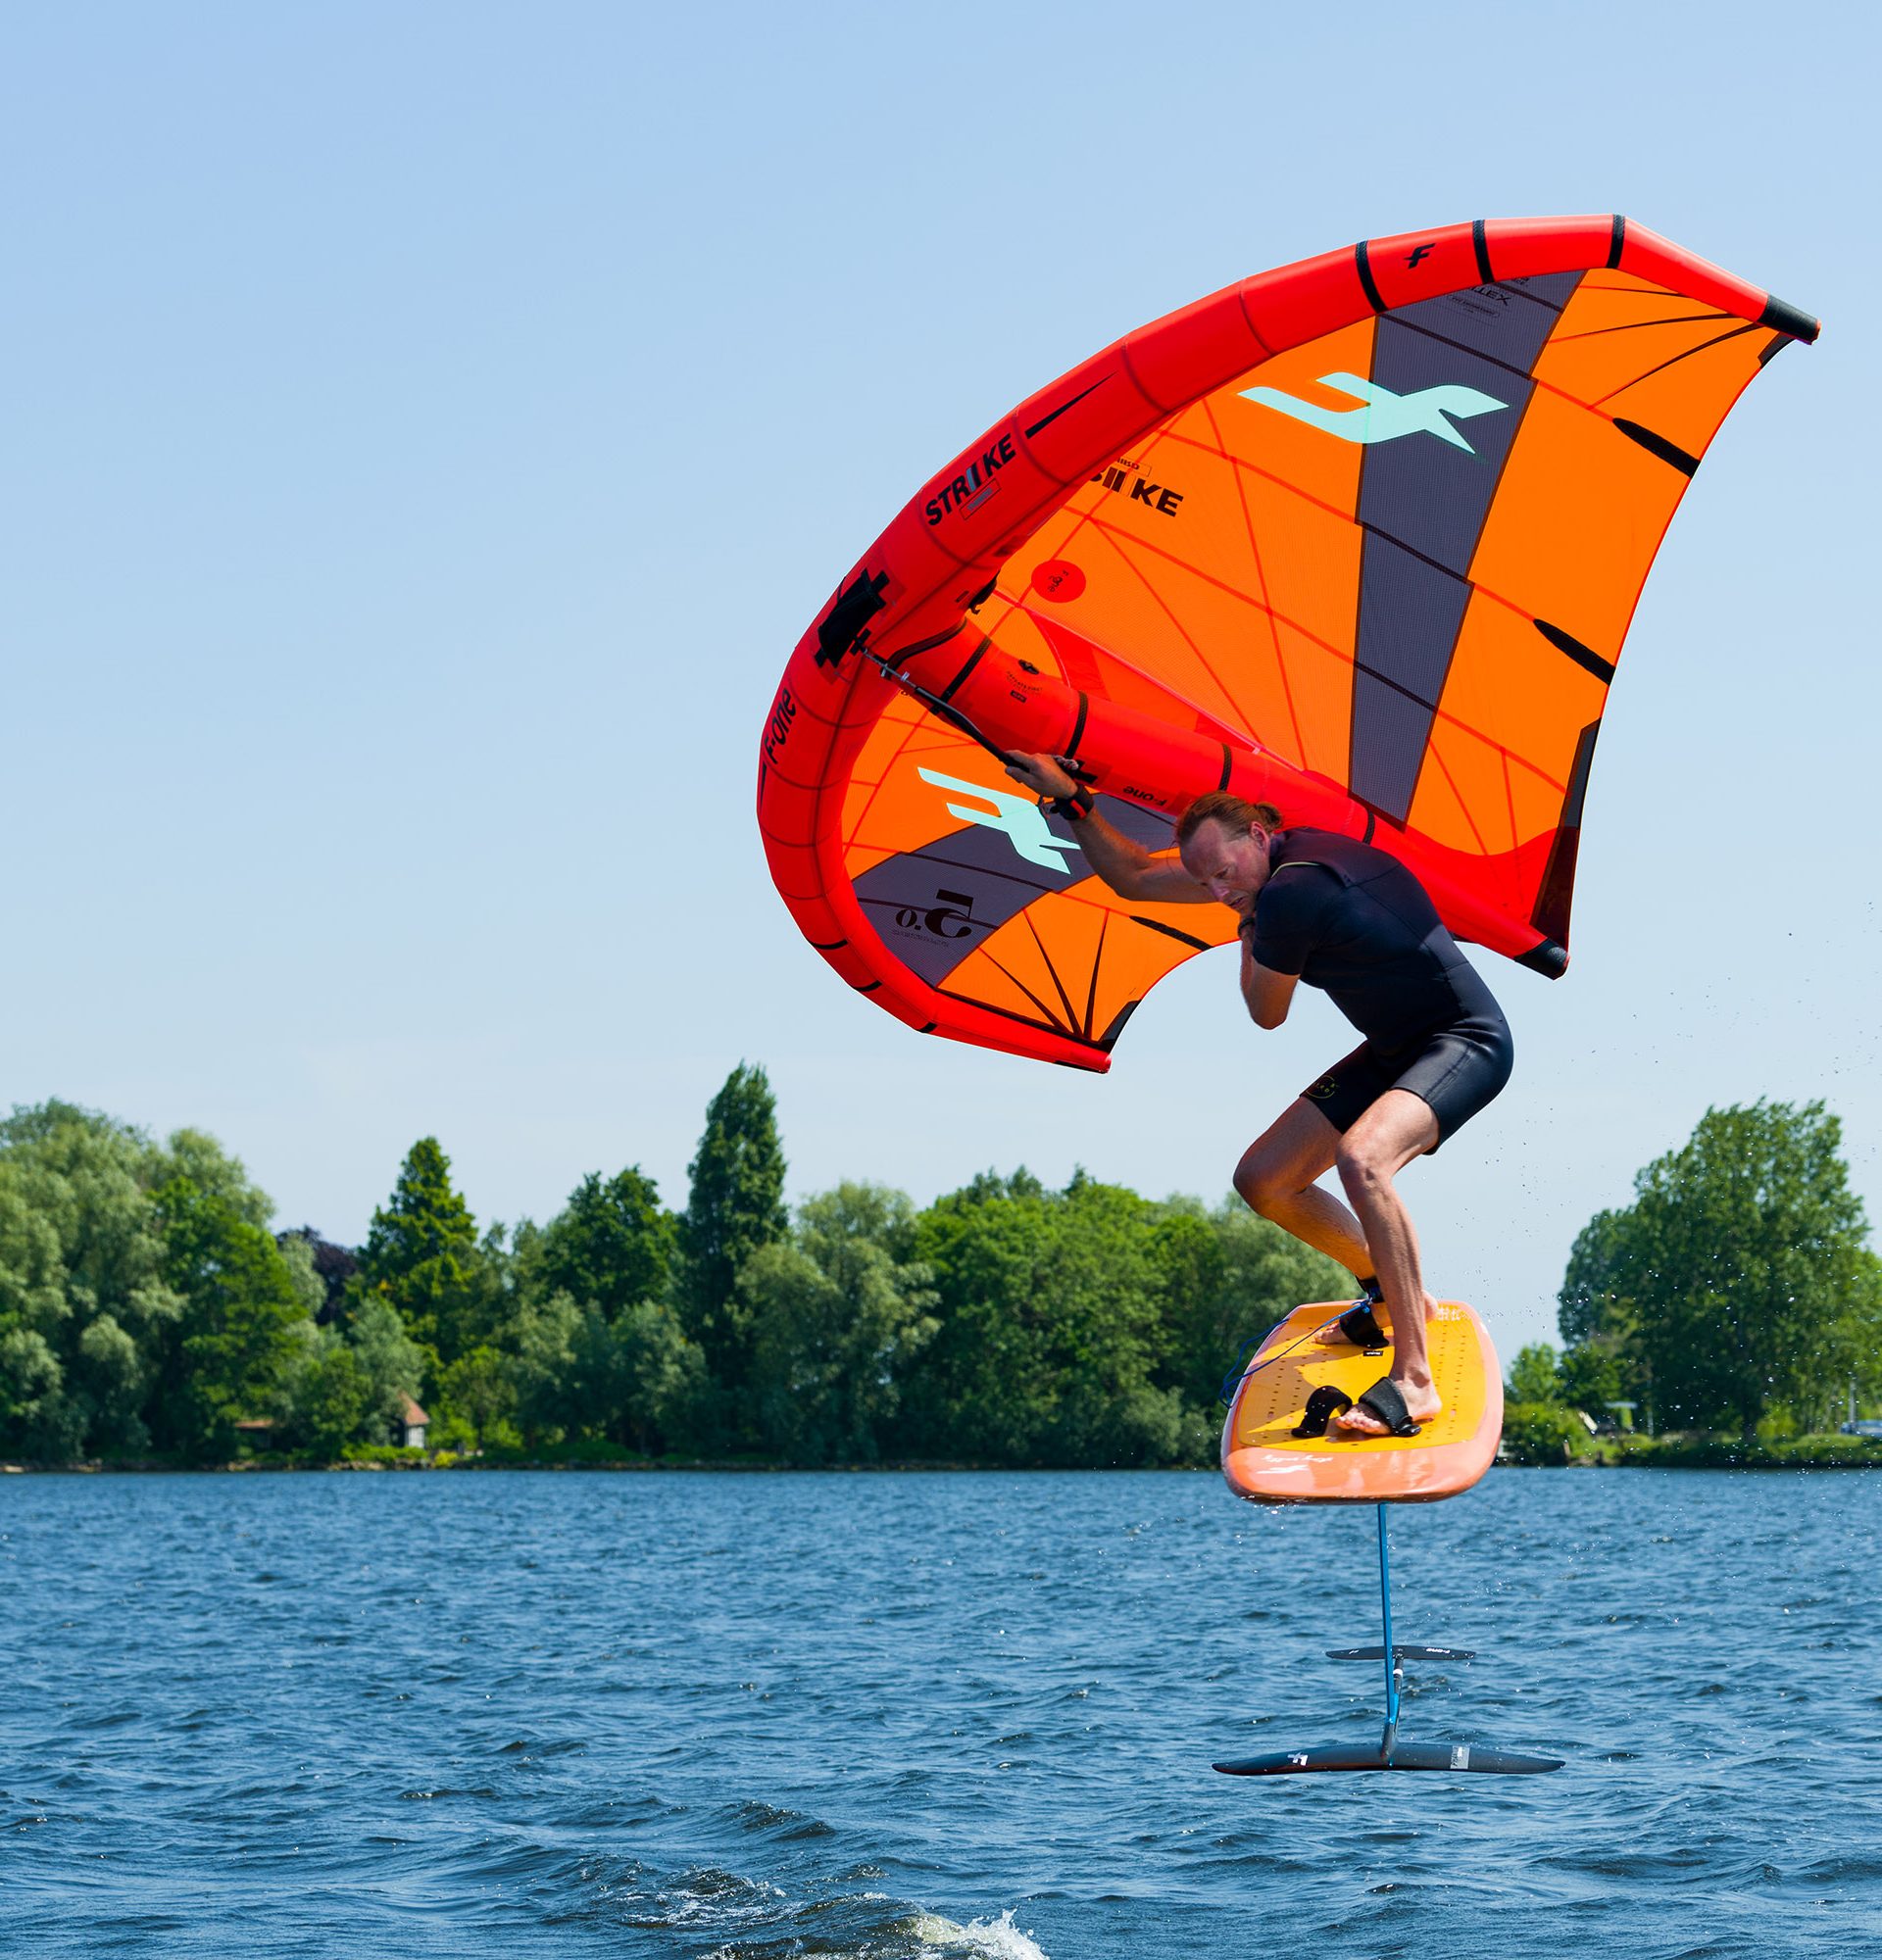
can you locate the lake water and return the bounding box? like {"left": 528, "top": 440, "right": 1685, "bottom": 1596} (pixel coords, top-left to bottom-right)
{"left": 5, "top": 1466, "right": 1879, "bottom": 1958}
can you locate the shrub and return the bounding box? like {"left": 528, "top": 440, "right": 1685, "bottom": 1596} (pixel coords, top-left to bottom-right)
{"left": 1500, "top": 1401, "right": 1592, "bottom": 1465}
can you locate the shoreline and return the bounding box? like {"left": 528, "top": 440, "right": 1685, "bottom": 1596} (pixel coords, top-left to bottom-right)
{"left": 6, "top": 1451, "right": 1879, "bottom": 1477}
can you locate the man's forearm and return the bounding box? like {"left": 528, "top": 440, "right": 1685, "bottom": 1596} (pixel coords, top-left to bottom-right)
{"left": 1069, "top": 809, "right": 1158, "bottom": 896}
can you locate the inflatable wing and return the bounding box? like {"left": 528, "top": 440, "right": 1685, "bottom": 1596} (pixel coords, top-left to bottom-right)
{"left": 759, "top": 216, "right": 1816, "bottom": 1070}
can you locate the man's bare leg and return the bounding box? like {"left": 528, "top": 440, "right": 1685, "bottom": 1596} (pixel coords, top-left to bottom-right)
{"left": 1328, "top": 1090, "right": 1443, "bottom": 1433}
{"left": 1233, "top": 1100, "right": 1371, "bottom": 1276}
{"left": 1234, "top": 1101, "right": 1435, "bottom": 1342}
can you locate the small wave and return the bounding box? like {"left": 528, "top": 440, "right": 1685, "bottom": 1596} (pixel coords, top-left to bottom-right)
{"left": 892, "top": 1907, "right": 1049, "bottom": 1959}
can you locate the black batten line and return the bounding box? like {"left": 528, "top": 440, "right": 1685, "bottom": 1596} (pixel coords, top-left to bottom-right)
{"left": 1385, "top": 309, "right": 1541, "bottom": 385}
{"left": 1471, "top": 218, "right": 1493, "bottom": 283}
{"left": 1022, "top": 375, "right": 1110, "bottom": 440}
{"left": 1355, "top": 239, "right": 1385, "bottom": 313}
{"left": 1066, "top": 691, "right": 1090, "bottom": 756}
{"left": 938, "top": 638, "right": 988, "bottom": 703}
{"left": 1613, "top": 418, "right": 1700, "bottom": 476}
{"left": 1607, "top": 214, "right": 1626, "bottom": 270}
{"left": 1129, "top": 915, "right": 1213, "bottom": 951}
{"left": 1534, "top": 618, "right": 1616, "bottom": 685}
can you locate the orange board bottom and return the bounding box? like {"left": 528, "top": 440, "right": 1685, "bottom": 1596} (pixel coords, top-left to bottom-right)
{"left": 1220, "top": 1299, "right": 1504, "bottom": 1505}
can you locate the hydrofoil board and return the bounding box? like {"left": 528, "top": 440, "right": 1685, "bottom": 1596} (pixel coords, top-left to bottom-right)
{"left": 1220, "top": 1298, "right": 1502, "bottom": 1505}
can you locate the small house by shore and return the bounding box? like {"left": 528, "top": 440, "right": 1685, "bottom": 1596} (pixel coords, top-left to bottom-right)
{"left": 398, "top": 1396, "right": 428, "bottom": 1449}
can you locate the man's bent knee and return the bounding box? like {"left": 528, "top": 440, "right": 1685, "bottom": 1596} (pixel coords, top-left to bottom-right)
{"left": 1235, "top": 1157, "right": 1298, "bottom": 1217}
{"left": 1334, "top": 1139, "right": 1391, "bottom": 1195}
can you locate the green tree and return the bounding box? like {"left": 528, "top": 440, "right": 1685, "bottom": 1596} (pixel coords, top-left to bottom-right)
{"left": 1558, "top": 1101, "right": 1882, "bottom": 1437}
{"left": 536, "top": 1167, "right": 676, "bottom": 1318}
{"left": 615, "top": 1301, "right": 709, "bottom": 1454}
{"left": 276, "top": 1233, "right": 329, "bottom": 1321}
{"left": 356, "top": 1138, "right": 483, "bottom": 1363}
{"left": 435, "top": 1345, "right": 516, "bottom": 1450}
{"left": 346, "top": 1298, "right": 427, "bottom": 1441}
{"left": 0, "top": 1102, "right": 180, "bottom": 1459}
{"left": 1557, "top": 1342, "right": 1629, "bottom": 1416}
{"left": 151, "top": 1168, "right": 309, "bottom": 1460}
{"left": 503, "top": 1283, "right": 709, "bottom": 1455}
{"left": 679, "top": 1064, "right": 787, "bottom": 1392}
{"left": 742, "top": 1183, "right": 939, "bottom": 1465}
{"left": 277, "top": 1334, "right": 372, "bottom": 1457}
{"left": 508, "top": 1291, "right": 590, "bottom": 1446}
{"left": 1507, "top": 1342, "right": 1563, "bottom": 1405}
{"left": 904, "top": 1171, "right": 1194, "bottom": 1467}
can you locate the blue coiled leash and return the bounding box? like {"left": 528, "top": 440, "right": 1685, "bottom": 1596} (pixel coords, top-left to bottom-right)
{"left": 1217, "top": 1305, "right": 1354, "bottom": 1408}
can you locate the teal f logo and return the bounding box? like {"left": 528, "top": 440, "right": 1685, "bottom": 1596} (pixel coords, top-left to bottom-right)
{"left": 1242, "top": 371, "right": 1509, "bottom": 453}
{"left": 916, "top": 769, "right": 1081, "bottom": 874}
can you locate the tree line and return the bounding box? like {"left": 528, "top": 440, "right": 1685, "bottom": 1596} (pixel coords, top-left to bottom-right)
{"left": 0, "top": 1069, "right": 1340, "bottom": 1466}
{"left": 2, "top": 1081, "right": 1876, "bottom": 1466}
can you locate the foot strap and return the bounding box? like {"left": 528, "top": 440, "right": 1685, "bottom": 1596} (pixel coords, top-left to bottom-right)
{"left": 1335, "top": 1301, "right": 1389, "bottom": 1349}
{"left": 1293, "top": 1385, "right": 1355, "bottom": 1438}
{"left": 1340, "top": 1377, "right": 1422, "bottom": 1439}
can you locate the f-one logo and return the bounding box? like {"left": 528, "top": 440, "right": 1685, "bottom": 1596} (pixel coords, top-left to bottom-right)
{"left": 762, "top": 689, "right": 796, "bottom": 766}
{"left": 1241, "top": 371, "right": 1509, "bottom": 454}
{"left": 916, "top": 768, "right": 1080, "bottom": 874}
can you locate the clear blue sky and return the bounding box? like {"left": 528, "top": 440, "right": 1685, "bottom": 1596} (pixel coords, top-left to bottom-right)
{"left": 6, "top": 1, "right": 1874, "bottom": 1356}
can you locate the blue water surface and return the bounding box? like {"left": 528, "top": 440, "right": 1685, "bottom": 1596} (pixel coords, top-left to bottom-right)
{"left": 4, "top": 1466, "right": 1879, "bottom": 1958}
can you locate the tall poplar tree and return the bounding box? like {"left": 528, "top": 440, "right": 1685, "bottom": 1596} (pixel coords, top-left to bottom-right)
{"left": 679, "top": 1064, "right": 787, "bottom": 1391}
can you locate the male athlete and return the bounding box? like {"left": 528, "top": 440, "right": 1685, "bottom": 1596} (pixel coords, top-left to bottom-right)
{"left": 1003, "top": 757, "right": 1513, "bottom": 1439}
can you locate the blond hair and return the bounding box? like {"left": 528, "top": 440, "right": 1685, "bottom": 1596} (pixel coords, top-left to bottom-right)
{"left": 1175, "top": 790, "right": 1282, "bottom": 849}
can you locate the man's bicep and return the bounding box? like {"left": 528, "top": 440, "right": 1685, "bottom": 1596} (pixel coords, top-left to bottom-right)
{"left": 1247, "top": 863, "right": 1332, "bottom": 972}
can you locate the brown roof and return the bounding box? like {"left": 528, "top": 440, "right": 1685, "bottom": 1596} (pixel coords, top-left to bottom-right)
{"left": 400, "top": 1394, "right": 428, "bottom": 1425}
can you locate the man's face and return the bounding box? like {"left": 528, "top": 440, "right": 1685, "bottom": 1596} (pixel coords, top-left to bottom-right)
{"left": 1178, "top": 818, "right": 1268, "bottom": 903}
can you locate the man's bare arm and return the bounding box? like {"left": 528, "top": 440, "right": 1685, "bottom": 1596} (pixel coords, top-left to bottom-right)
{"left": 1239, "top": 929, "right": 1300, "bottom": 1029}
{"left": 1003, "top": 753, "right": 1212, "bottom": 903}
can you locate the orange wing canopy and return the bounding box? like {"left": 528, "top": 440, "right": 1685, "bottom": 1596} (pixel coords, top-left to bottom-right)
{"left": 759, "top": 216, "right": 1817, "bottom": 1071}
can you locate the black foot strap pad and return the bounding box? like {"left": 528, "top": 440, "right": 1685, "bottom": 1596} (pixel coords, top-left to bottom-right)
{"left": 1336, "top": 1303, "right": 1388, "bottom": 1348}
{"left": 1293, "top": 1385, "right": 1355, "bottom": 1438}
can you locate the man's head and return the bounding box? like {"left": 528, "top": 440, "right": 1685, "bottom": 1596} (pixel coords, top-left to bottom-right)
{"left": 1175, "top": 791, "right": 1281, "bottom": 902}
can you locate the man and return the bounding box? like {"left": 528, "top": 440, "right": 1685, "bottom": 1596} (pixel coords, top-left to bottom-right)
{"left": 1003, "top": 756, "right": 1513, "bottom": 1439}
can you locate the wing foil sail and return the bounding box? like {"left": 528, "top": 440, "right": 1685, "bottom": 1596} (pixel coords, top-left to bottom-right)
{"left": 760, "top": 216, "right": 1816, "bottom": 1069}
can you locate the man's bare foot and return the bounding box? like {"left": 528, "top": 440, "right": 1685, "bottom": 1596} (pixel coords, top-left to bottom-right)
{"left": 1330, "top": 1377, "right": 1443, "bottom": 1436}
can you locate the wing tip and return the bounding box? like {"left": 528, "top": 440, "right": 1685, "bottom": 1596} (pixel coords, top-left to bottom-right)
{"left": 1516, "top": 938, "right": 1570, "bottom": 980}
{"left": 1757, "top": 292, "right": 1820, "bottom": 344}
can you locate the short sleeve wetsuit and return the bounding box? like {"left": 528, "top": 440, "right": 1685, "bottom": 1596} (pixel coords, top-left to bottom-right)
{"left": 1245, "top": 828, "right": 1513, "bottom": 1146}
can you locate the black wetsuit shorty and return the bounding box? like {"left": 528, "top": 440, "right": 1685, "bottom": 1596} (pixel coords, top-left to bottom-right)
{"left": 1246, "top": 828, "right": 1513, "bottom": 1147}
